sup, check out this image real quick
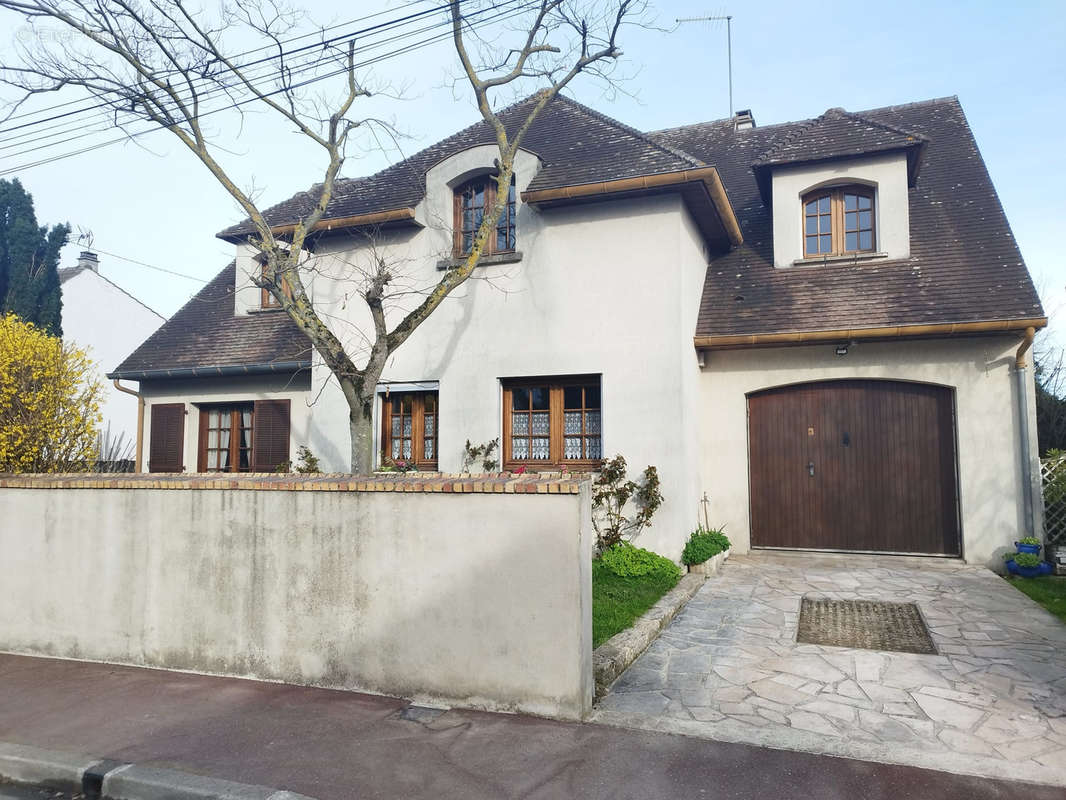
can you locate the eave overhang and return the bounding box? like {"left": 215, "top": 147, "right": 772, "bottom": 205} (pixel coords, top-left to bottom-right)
{"left": 521, "top": 167, "right": 743, "bottom": 254}
{"left": 107, "top": 360, "right": 311, "bottom": 381}
{"left": 216, "top": 207, "right": 421, "bottom": 244}
{"left": 693, "top": 317, "right": 1048, "bottom": 351}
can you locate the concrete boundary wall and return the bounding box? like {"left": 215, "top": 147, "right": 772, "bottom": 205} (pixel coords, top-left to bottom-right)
{"left": 0, "top": 474, "right": 594, "bottom": 719}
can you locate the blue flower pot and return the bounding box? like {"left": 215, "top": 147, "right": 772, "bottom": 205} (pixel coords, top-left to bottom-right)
{"left": 1007, "top": 558, "right": 1048, "bottom": 578}
{"left": 1015, "top": 542, "right": 1042, "bottom": 555}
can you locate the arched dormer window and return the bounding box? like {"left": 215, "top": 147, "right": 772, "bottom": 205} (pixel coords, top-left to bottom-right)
{"left": 803, "top": 185, "right": 875, "bottom": 257}
{"left": 454, "top": 173, "right": 516, "bottom": 257}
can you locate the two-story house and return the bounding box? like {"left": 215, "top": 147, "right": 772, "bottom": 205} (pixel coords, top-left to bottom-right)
{"left": 109, "top": 95, "right": 1045, "bottom": 567}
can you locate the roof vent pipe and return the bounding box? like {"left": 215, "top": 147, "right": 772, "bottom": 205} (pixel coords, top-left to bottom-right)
{"left": 734, "top": 109, "right": 755, "bottom": 131}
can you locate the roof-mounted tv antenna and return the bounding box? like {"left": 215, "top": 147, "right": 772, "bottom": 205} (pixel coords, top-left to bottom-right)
{"left": 75, "top": 227, "right": 94, "bottom": 250}
{"left": 674, "top": 14, "right": 733, "bottom": 120}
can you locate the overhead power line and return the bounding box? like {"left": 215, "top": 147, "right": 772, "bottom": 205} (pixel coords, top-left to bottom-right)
{"left": 0, "top": 0, "right": 437, "bottom": 133}
{"left": 0, "top": 0, "right": 535, "bottom": 174}
{"left": 90, "top": 247, "right": 208, "bottom": 282}
{"left": 0, "top": 5, "right": 487, "bottom": 153}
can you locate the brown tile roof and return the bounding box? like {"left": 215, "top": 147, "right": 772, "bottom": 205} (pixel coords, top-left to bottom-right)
{"left": 217, "top": 95, "right": 703, "bottom": 240}
{"left": 109, "top": 262, "right": 310, "bottom": 379}
{"left": 752, "top": 106, "right": 927, "bottom": 169}
{"left": 651, "top": 97, "right": 1043, "bottom": 340}
{"left": 131, "top": 95, "right": 1042, "bottom": 375}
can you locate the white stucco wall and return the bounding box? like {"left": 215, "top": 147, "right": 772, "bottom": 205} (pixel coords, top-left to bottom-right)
{"left": 202, "top": 144, "right": 707, "bottom": 559}
{"left": 139, "top": 374, "right": 312, "bottom": 473}
{"left": 233, "top": 241, "right": 263, "bottom": 316}
{"left": 0, "top": 481, "right": 594, "bottom": 719}
{"left": 770, "top": 151, "right": 911, "bottom": 267}
{"left": 297, "top": 188, "right": 710, "bottom": 558}
{"left": 699, "top": 335, "right": 1040, "bottom": 568}
{"left": 61, "top": 270, "right": 164, "bottom": 449}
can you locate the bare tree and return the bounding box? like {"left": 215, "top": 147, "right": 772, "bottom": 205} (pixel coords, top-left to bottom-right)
{"left": 0, "top": 0, "right": 643, "bottom": 472}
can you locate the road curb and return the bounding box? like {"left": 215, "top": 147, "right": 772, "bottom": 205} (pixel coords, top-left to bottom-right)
{"left": 0, "top": 742, "right": 316, "bottom": 800}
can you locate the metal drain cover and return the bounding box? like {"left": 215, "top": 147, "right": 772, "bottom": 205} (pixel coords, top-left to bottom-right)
{"left": 393, "top": 704, "right": 448, "bottom": 723}
{"left": 797, "top": 597, "right": 937, "bottom": 654}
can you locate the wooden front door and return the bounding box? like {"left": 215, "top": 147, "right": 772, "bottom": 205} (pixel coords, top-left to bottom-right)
{"left": 748, "top": 380, "right": 960, "bottom": 555}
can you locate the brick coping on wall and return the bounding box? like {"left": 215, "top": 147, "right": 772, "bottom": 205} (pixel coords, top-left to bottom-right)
{"left": 0, "top": 472, "right": 588, "bottom": 494}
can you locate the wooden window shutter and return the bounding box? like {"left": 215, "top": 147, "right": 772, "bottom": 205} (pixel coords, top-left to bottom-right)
{"left": 148, "top": 403, "right": 185, "bottom": 473}
{"left": 252, "top": 399, "right": 291, "bottom": 472}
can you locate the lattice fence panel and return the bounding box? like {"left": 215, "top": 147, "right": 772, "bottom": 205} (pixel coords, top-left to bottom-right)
{"left": 1040, "top": 455, "right": 1066, "bottom": 547}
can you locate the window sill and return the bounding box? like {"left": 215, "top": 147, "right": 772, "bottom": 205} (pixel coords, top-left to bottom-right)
{"left": 792, "top": 252, "right": 889, "bottom": 267}
{"left": 247, "top": 306, "right": 285, "bottom": 314}
{"left": 504, "top": 461, "right": 602, "bottom": 474}
{"left": 436, "top": 251, "right": 523, "bottom": 271}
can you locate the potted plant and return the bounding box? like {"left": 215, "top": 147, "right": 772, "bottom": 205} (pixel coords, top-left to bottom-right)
{"left": 1005, "top": 550, "right": 1053, "bottom": 578}
{"left": 1015, "top": 536, "right": 1042, "bottom": 555}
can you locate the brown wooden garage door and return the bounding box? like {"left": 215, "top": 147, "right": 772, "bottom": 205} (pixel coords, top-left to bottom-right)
{"left": 748, "top": 380, "right": 960, "bottom": 555}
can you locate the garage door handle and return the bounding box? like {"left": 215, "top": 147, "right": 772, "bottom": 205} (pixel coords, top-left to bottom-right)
{"left": 808, "top": 461, "right": 815, "bottom": 476}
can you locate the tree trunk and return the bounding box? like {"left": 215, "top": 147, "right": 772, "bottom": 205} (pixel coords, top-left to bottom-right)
{"left": 348, "top": 395, "right": 375, "bottom": 474}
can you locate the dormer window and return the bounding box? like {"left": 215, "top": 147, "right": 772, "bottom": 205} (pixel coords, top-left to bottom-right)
{"left": 803, "top": 186, "right": 875, "bottom": 257}
{"left": 258, "top": 261, "right": 294, "bottom": 310}
{"left": 260, "top": 263, "right": 281, "bottom": 309}
{"left": 454, "top": 174, "right": 516, "bottom": 257}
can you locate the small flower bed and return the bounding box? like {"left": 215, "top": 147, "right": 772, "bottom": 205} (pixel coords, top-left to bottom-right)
{"left": 592, "top": 543, "right": 680, "bottom": 648}
{"left": 681, "top": 526, "right": 731, "bottom": 566}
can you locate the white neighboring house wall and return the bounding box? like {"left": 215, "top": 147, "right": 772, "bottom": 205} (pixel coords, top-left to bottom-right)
{"left": 699, "top": 335, "right": 1041, "bottom": 568}
{"left": 227, "top": 146, "right": 712, "bottom": 559}
{"left": 770, "top": 151, "right": 911, "bottom": 267}
{"left": 60, "top": 255, "right": 165, "bottom": 452}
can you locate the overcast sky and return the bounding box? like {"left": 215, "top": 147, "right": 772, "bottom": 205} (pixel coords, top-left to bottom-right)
{"left": 3, "top": 0, "right": 1064, "bottom": 348}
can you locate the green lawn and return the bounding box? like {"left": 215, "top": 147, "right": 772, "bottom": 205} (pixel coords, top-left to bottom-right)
{"left": 592, "top": 560, "right": 680, "bottom": 648}
{"left": 1006, "top": 575, "right": 1066, "bottom": 624}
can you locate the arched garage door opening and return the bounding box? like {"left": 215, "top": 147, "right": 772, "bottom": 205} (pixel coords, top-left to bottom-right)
{"left": 747, "top": 379, "right": 961, "bottom": 556}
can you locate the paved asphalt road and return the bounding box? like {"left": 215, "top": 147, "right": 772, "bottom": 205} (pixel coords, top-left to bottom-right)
{"left": 0, "top": 782, "right": 77, "bottom": 800}
{"left": 0, "top": 654, "right": 1062, "bottom": 800}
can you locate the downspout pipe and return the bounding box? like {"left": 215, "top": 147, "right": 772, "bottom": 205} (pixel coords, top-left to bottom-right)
{"left": 1015, "top": 327, "right": 1037, "bottom": 538}
{"left": 112, "top": 379, "right": 144, "bottom": 473}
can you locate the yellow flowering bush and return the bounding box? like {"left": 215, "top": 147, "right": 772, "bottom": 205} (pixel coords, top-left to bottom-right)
{"left": 0, "top": 313, "right": 102, "bottom": 472}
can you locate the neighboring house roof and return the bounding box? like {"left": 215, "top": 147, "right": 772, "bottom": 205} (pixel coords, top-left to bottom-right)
{"left": 216, "top": 95, "right": 709, "bottom": 241}
{"left": 58, "top": 265, "right": 165, "bottom": 321}
{"left": 651, "top": 96, "right": 1044, "bottom": 342}
{"left": 109, "top": 262, "right": 310, "bottom": 380}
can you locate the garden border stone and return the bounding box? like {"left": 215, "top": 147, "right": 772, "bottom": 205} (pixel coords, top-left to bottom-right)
{"left": 686, "top": 548, "right": 731, "bottom": 575}
{"left": 592, "top": 551, "right": 732, "bottom": 698}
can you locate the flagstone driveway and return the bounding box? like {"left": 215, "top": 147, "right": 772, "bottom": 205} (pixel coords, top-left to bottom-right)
{"left": 591, "top": 553, "right": 1066, "bottom": 787}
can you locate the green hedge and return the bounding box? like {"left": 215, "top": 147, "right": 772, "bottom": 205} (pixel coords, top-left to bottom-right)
{"left": 681, "top": 527, "right": 731, "bottom": 566}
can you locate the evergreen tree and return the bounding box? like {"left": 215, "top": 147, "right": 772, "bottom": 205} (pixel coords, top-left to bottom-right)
{"left": 0, "top": 179, "right": 69, "bottom": 335}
